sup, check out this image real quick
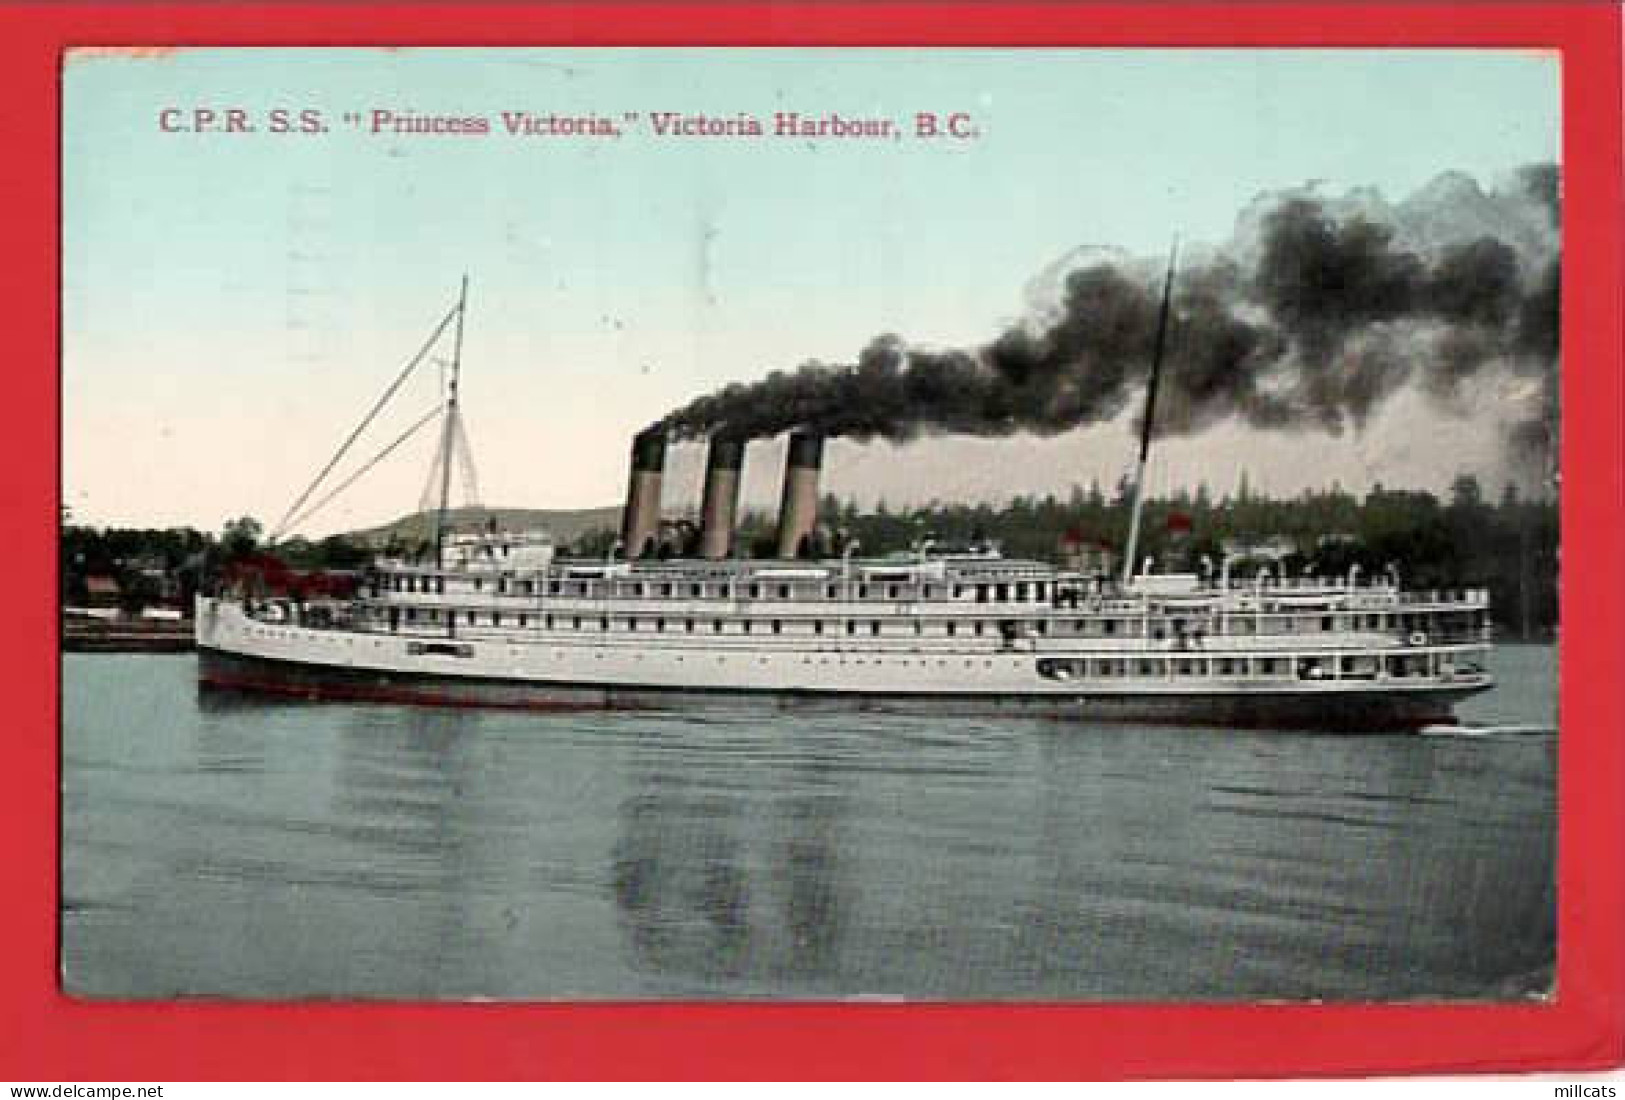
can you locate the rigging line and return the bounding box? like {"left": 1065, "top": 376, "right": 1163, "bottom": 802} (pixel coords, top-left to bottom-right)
{"left": 418, "top": 438, "right": 445, "bottom": 517}
{"left": 417, "top": 424, "right": 451, "bottom": 521}
{"left": 452, "top": 408, "right": 482, "bottom": 508}
{"left": 270, "top": 300, "right": 462, "bottom": 541}
{"left": 417, "top": 443, "right": 444, "bottom": 516}
{"left": 284, "top": 403, "right": 446, "bottom": 536}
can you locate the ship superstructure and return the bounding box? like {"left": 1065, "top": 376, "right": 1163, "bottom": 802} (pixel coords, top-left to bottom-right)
{"left": 197, "top": 274, "right": 1495, "bottom": 730}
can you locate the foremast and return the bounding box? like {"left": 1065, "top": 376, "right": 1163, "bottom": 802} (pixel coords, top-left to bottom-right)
{"left": 431, "top": 275, "right": 470, "bottom": 563}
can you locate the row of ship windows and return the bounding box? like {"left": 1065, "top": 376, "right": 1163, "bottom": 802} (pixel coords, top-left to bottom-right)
{"left": 380, "top": 575, "right": 1052, "bottom": 603}
{"left": 1036, "top": 654, "right": 1445, "bottom": 679}
{"left": 244, "top": 627, "right": 1044, "bottom": 672}
{"left": 372, "top": 607, "right": 1473, "bottom": 636}
{"left": 253, "top": 628, "right": 1020, "bottom": 672}
{"left": 384, "top": 608, "right": 1016, "bottom": 637}
{"left": 238, "top": 628, "right": 1453, "bottom": 680}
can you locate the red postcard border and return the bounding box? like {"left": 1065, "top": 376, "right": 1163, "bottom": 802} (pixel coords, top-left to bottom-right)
{"left": 6, "top": 2, "right": 1621, "bottom": 1081}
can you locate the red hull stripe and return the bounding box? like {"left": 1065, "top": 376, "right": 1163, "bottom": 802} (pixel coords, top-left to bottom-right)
{"left": 197, "top": 668, "right": 623, "bottom": 712}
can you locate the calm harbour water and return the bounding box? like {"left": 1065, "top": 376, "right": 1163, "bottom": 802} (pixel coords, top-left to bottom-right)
{"left": 61, "top": 645, "right": 1556, "bottom": 1000}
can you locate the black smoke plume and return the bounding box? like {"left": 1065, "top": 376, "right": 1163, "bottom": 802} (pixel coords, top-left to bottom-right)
{"left": 655, "top": 165, "right": 1559, "bottom": 469}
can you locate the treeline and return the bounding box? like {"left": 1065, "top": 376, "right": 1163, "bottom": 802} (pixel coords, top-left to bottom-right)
{"left": 62, "top": 474, "right": 1559, "bottom": 635}
{"left": 60, "top": 516, "right": 373, "bottom": 611}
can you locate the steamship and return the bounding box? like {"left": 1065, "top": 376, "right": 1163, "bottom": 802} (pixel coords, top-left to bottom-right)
{"left": 196, "top": 278, "right": 1495, "bottom": 731}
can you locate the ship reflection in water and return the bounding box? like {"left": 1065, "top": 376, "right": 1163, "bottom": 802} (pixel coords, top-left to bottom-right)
{"left": 61, "top": 647, "right": 1555, "bottom": 999}
{"left": 611, "top": 728, "right": 851, "bottom": 990}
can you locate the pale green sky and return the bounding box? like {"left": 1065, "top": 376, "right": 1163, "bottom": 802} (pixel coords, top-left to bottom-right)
{"left": 62, "top": 48, "right": 1559, "bottom": 535}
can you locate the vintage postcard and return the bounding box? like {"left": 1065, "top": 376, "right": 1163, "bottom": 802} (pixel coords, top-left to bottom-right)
{"left": 60, "top": 45, "right": 1561, "bottom": 1004}
{"left": 24, "top": 9, "right": 1617, "bottom": 1076}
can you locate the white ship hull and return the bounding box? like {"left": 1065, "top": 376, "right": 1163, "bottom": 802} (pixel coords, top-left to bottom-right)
{"left": 196, "top": 596, "right": 1489, "bottom": 731}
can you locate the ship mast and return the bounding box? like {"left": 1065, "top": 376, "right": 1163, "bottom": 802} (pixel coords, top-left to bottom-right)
{"left": 269, "top": 290, "right": 464, "bottom": 545}
{"left": 1120, "top": 242, "right": 1179, "bottom": 587}
{"left": 431, "top": 274, "right": 469, "bottom": 564}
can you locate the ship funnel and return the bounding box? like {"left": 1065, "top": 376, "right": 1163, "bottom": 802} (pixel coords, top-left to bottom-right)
{"left": 620, "top": 429, "right": 667, "bottom": 559}
{"left": 774, "top": 430, "right": 824, "bottom": 559}
{"left": 698, "top": 434, "right": 746, "bottom": 560}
